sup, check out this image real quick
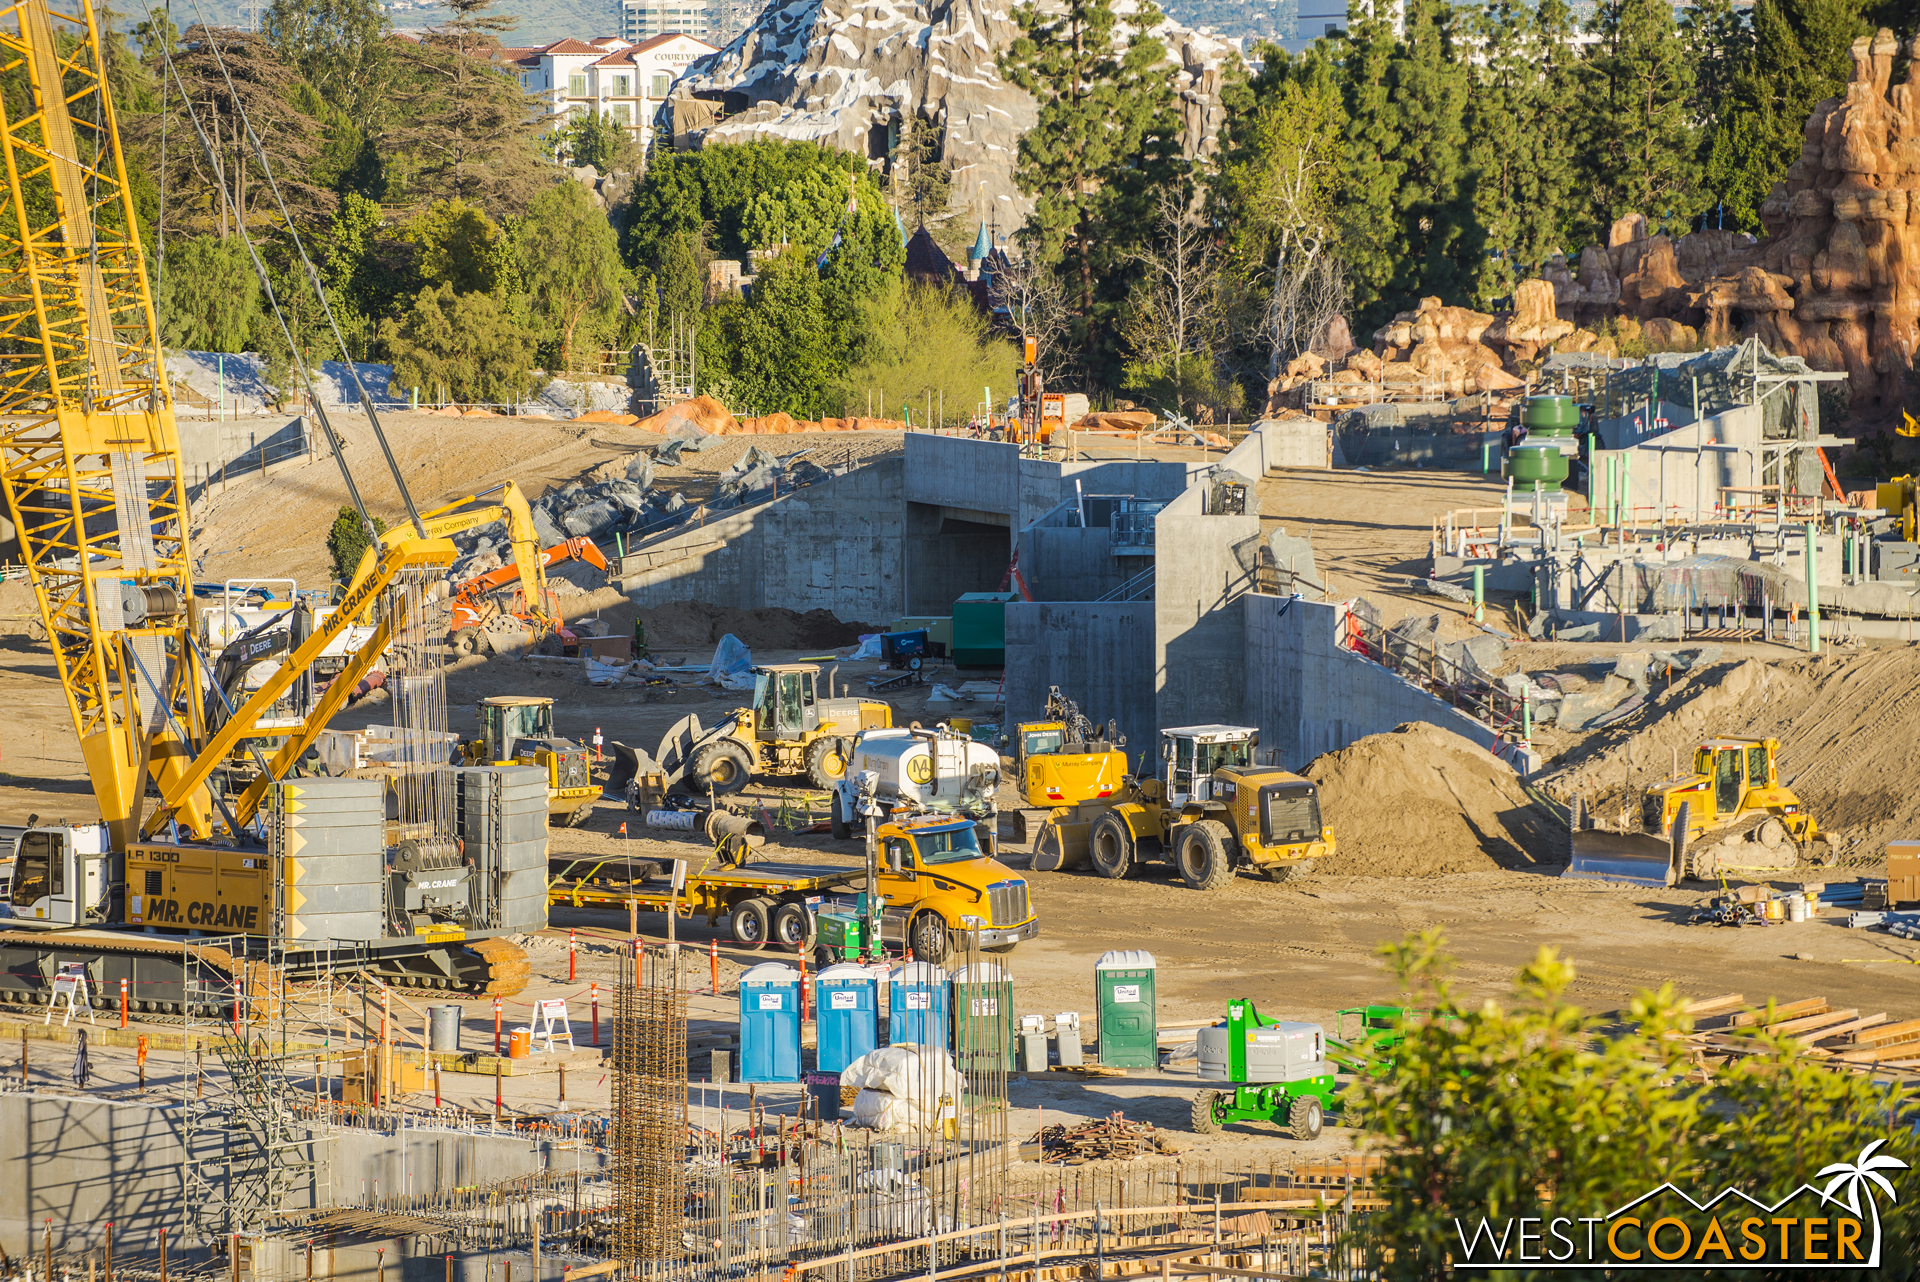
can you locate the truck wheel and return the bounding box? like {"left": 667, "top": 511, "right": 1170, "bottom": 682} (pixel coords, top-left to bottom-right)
{"left": 771, "top": 902, "right": 815, "bottom": 951}
{"left": 807, "top": 737, "right": 852, "bottom": 790}
{"left": 1090, "top": 811, "right": 1136, "bottom": 880}
{"left": 1177, "top": 821, "right": 1235, "bottom": 891}
{"left": 1264, "top": 861, "right": 1312, "bottom": 883}
{"left": 1287, "top": 1094, "right": 1323, "bottom": 1141}
{"left": 728, "top": 897, "right": 771, "bottom": 951}
{"left": 451, "top": 628, "right": 479, "bottom": 655}
{"left": 564, "top": 803, "right": 593, "bottom": 827}
{"left": 910, "top": 912, "right": 951, "bottom": 964}
{"left": 1190, "top": 1090, "right": 1222, "bottom": 1135}
{"left": 692, "top": 741, "right": 753, "bottom": 795}
{"left": 829, "top": 791, "right": 850, "bottom": 840}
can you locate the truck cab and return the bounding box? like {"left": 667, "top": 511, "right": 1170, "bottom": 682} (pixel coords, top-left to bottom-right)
{"left": 872, "top": 816, "right": 1036, "bottom": 963}
{"left": 7, "top": 824, "right": 114, "bottom": 927}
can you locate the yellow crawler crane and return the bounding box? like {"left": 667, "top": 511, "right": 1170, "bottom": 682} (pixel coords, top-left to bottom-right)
{"left": 0, "top": 0, "right": 528, "bottom": 1002}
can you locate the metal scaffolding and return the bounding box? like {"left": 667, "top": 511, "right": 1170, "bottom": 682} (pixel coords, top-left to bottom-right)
{"left": 612, "top": 943, "right": 689, "bottom": 1271}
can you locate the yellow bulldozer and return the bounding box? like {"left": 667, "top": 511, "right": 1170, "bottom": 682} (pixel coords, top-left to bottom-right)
{"left": 997, "top": 687, "right": 1131, "bottom": 843}
{"left": 1565, "top": 736, "right": 1829, "bottom": 886}
{"left": 1034, "top": 725, "right": 1335, "bottom": 890}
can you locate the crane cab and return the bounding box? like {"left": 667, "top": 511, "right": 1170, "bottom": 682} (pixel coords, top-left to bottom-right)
{"left": 6, "top": 824, "right": 113, "bottom": 927}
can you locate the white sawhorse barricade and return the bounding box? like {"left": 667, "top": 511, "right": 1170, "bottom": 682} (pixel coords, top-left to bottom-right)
{"left": 533, "top": 998, "right": 575, "bottom": 1053}
{"left": 46, "top": 964, "right": 95, "bottom": 1027}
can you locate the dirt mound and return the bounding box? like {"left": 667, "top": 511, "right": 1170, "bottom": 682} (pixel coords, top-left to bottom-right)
{"left": 620, "top": 600, "right": 875, "bottom": 651}
{"left": 1537, "top": 648, "right": 1920, "bottom": 862}
{"left": 1302, "top": 722, "right": 1560, "bottom": 875}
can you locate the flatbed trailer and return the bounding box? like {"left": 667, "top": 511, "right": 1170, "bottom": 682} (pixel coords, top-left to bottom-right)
{"left": 547, "top": 855, "right": 860, "bottom": 951}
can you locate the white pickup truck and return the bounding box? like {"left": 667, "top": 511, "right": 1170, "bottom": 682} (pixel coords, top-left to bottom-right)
{"left": 827, "top": 725, "right": 1002, "bottom": 839}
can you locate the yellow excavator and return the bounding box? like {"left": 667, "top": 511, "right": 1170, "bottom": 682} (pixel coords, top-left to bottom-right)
{"left": 0, "top": 0, "right": 531, "bottom": 1010}
{"left": 996, "top": 687, "right": 1130, "bottom": 843}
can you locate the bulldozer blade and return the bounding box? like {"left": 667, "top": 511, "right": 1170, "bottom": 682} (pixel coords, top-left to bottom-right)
{"left": 1562, "top": 795, "right": 1685, "bottom": 888}
{"left": 1030, "top": 816, "right": 1092, "bottom": 872}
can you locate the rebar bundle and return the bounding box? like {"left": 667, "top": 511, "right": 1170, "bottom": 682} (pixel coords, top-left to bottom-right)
{"left": 388, "top": 567, "right": 456, "bottom": 840}
{"left": 613, "top": 944, "right": 689, "bottom": 1270}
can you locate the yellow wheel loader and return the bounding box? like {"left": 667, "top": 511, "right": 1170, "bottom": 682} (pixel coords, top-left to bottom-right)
{"left": 996, "top": 687, "right": 1130, "bottom": 843}
{"left": 1564, "top": 736, "right": 1829, "bottom": 886}
{"left": 622, "top": 664, "right": 892, "bottom": 796}
{"left": 463, "top": 696, "right": 598, "bottom": 826}
{"left": 1034, "top": 725, "right": 1335, "bottom": 890}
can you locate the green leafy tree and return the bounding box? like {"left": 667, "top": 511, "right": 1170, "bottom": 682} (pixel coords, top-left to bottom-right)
{"left": 742, "top": 167, "right": 862, "bottom": 257}
{"left": 702, "top": 250, "right": 839, "bottom": 417}
{"left": 325, "top": 506, "right": 386, "bottom": 583}
{"left": 1704, "top": 0, "right": 1867, "bottom": 231}
{"left": 319, "top": 192, "right": 408, "bottom": 359}
{"left": 550, "top": 113, "right": 640, "bottom": 175}
{"left": 380, "top": 282, "right": 538, "bottom": 405}
{"left": 264, "top": 0, "right": 394, "bottom": 129}
{"left": 830, "top": 282, "right": 1019, "bottom": 422}
{"left": 158, "top": 235, "right": 263, "bottom": 351}
{"left": 1352, "top": 929, "right": 1916, "bottom": 1278}
{"left": 1465, "top": 0, "right": 1580, "bottom": 305}
{"left": 1383, "top": 0, "right": 1476, "bottom": 310}
{"left": 1573, "top": 0, "right": 1703, "bottom": 245}
{"left": 1000, "top": 0, "right": 1181, "bottom": 380}
{"left": 400, "top": 197, "right": 504, "bottom": 294}
{"left": 619, "top": 139, "right": 869, "bottom": 267}
{"left": 521, "top": 181, "right": 628, "bottom": 371}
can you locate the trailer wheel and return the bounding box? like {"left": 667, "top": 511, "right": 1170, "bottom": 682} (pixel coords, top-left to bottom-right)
{"left": 1090, "top": 811, "right": 1137, "bottom": 879}
{"left": 909, "top": 912, "right": 951, "bottom": 964}
{"left": 728, "top": 897, "right": 772, "bottom": 950}
{"left": 771, "top": 901, "right": 816, "bottom": 951}
{"left": 807, "top": 737, "right": 852, "bottom": 790}
{"left": 1190, "top": 1090, "right": 1222, "bottom": 1135}
{"left": 1176, "top": 821, "right": 1235, "bottom": 891}
{"left": 1287, "top": 1094, "right": 1323, "bottom": 1141}
{"left": 829, "top": 791, "right": 850, "bottom": 840}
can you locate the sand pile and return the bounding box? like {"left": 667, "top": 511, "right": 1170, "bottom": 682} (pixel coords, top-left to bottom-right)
{"left": 1538, "top": 649, "right": 1920, "bottom": 861}
{"left": 1302, "top": 722, "right": 1560, "bottom": 875}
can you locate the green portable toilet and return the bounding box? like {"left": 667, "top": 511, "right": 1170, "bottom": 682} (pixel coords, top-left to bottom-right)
{"left": 1095, "top": 949, "right": 1157, "bottom": 1069}
{"left": 951, "top": 592, "right": 1019, "bottom": 667}
{"left": 949, "top": 961, "right": 1016, "bottom": 1073}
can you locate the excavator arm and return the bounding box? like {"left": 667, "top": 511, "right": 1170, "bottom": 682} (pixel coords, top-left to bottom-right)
{"left": 343, "top": 480, "right": 545, "bottom": 625}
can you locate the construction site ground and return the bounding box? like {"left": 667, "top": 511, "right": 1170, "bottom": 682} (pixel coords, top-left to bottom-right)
{"left": 0, "top": 430, "right": 1915, "bottom": 1176}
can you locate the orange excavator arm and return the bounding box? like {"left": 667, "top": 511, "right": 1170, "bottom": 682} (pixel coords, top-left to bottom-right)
{"left": 452, "top": 537, "right": 609, "bottom": 622}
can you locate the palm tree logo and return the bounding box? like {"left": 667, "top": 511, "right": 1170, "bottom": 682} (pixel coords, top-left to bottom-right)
{"left": 1817, "top": 1139, "right": 1909, "bottom": 1267}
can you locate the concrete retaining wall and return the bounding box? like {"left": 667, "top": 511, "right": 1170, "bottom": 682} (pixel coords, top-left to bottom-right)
{"left": 1018, "top": 526, "right": 1134, "bottom": 602}
{"left": 1004, "top": 601, "right": 1156, "bottom": 754}
{"left": 178, "top": 416, "right": 311, "bottom": 495}
{"left": 1587, "top": 403, "right": 1765, "bottom": 522}
{"left": 1243, "top": 594, "right": 1536, "bottom": 772}
{"left": 1256, "top": 417, "right": 1330, "bottom": 470}
{"left": 905, "top": 434, "right": 1197, "bottom": 537}
{"left": 617, "top": 457, "right": 904, "bottom": 621}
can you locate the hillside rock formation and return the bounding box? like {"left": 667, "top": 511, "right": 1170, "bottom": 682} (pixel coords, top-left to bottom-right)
{"left": 665, "top": 0, "right": 1238, "bottom": 226}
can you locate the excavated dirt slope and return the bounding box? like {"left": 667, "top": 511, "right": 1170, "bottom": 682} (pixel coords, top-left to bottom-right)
{"left": 1302, "top": 722, "right": 1562, "bottom": 875}
{"left": 1536, "top": 649, "right": 1920, "bottom": 863}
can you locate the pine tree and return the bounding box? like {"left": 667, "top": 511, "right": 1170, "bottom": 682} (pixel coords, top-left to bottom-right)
{"left": 1466, "top": 0, "right": 1579, "bottom": 304}
{"left": 1385, "top": 0, "right": 1475, "bottom": 308}
{"left": 1704, "top": 0, "right": 1867, "bottom": 231}
{"left": 1574, "top": 0, "right": 1703, "bottom": 245}
{"left": 1330, "top": 0, "right": 1404, "bottom": 324}
{"left": 1000, "top": 0, "right": 1181, "bottom": 383}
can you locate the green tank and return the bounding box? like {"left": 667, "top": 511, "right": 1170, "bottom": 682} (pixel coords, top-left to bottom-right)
{"left": 1521, "top": 395, "right": 1580, "bottom": 434}
{"left": 1506, "top": 442, "right": 1569, "bottom": 493}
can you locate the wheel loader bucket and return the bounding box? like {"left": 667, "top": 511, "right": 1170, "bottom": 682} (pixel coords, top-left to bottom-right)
{"left": 653, "top": 714, "right": 706, "bottom": 791}
{"left": 1030, "top": 813, "right": 1093, "bottom": 872}
{"left": 1562, "top": 796, "right": 1686, "bottom": 888}
{"left": 605, "top": 741, "right": 654, "bottom": 793}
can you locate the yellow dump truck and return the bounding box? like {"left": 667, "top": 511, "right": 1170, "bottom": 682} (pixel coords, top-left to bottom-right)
{"left": 1035, "top": 725, "right": 1335, "bottom": 890}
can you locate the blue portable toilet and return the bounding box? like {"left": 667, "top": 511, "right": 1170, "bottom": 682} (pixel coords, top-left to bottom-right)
{"left": 814, "top": 963, "right": 879, "bottom": 1073}
{"left": 889, "top": 960, "right": 949, "bottom": 1047}
{"left": 738, "top": 962, "right": 802, "bottom": 1082}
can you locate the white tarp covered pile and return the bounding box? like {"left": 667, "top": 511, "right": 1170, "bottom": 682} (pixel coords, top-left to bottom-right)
{"left": 838, "top": 1045, "right": 962, "bottom": 1133}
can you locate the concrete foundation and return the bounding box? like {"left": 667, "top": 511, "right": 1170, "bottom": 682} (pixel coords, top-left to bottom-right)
{"left": 1003, "top": 601, "right": 1155, "bottom": 756}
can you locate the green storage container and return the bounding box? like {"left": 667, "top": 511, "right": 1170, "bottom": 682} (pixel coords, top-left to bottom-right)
{"left": 951, "top": 591, "right": 1018, "bottom": 667}
{"left": 950, "top": 961, "right": 1016, "bottom": 1073}
{"left": 1521, "top": 395, "right": 1580, "bottom": 434}
{"left": 1095, "top": 949, "right": 1157, "bottom": 1069}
